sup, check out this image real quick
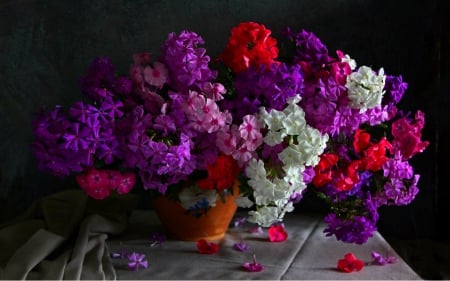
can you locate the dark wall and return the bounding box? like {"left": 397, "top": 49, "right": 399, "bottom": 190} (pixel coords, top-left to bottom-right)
{"left": 0, "top": 0, "right": 445, "bottom": 240}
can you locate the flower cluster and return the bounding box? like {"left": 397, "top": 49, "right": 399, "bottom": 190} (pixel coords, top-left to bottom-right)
{"left": 32, "top": 21, "right": 429, "bottom": 245}
{"left": 217, "top": 22, "right": 429, "bottom": 243}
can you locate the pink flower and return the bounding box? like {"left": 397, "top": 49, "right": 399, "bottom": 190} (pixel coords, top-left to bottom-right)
{"left": 268, "top": 224, "right": 288, "bottom": 242}
{"left": 203, "top": 82, "right": 226, "bottom": 101}
{"left": 143, "top": 61, "right": 168, "bottom": 89}
{"left": 239, "top": 115, "right": 261, "bottom": 141}
{"left": 216, "top": 128, "right": 238, "bottom": 155}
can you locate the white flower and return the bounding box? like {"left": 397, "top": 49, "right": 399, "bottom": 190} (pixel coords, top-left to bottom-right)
{"left": 295, "top": 126, "right": 329, "bottom": 166}
{"left": 346, "top": 66, "right": 386, "bottom": 112}
{"left": 247, "top": 207, "right": 281, "bottom": 227}
{"left": 341, "top": 54, "right": 357, "bottom": 70}
{"left": 250, "top": 178, "right": 276, "bottom": 205}
{"left": 245, "top": 158, "right": 266, "bottom": 180}
{"left": 282, "top": 108, "right": 306, "bottom": 136}
{"left": 260, "top": 107, "right": 284, "bottom": 131}
{"left": 283, "top": 165, "right": 305, "bottom": 190}
{"left": 263, "top": 130, "right": 285, "bottom": 146}
{"left": 235, "top": 195, "right": 254, "bottom": 208}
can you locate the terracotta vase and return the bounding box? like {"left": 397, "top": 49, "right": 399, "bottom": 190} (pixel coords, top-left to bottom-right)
{"left": 151, "top": 184, "right": 239, "bottom": 241}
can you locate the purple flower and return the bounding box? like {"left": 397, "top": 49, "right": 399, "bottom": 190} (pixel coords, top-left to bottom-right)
{"left": 127, "top": 252, "right": 148, "bottom": 271}
{"left": 323, "top": 212, "right": 377, "bottom": 245}
{"left": 233, "top": 216, "right": 247, "bottom": 227}
{"left": 159, "top": 31, "right": 216, "bottom": 92}
{"left": 283, "top": 27, "right": 330, "bottom": 68}
{"left": 149, "top": 232, "right": 167, "bottom": 246}
{"left": 113, "top": 76, "right": 133, "bottom": 95}
{"left": 371, "top": 251, "right": 397, "bottom": 265}
{"left": 233, "top": 241, "right": 250, "bottom": 252}
{"left": 384, "top": 75, "right": 408, "bottom": 105}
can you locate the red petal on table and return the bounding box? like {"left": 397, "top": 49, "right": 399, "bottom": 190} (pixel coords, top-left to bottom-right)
{"left": 196, "top": 239, "right": 219, "bottom": 254}
{"left": 337, "top": 252, "right": 364, "bottom": 273}
{"left": 268, "top": 224, "right": 288, "bottom": 242}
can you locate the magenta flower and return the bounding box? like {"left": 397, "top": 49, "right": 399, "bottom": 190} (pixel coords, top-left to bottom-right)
{"left": 242, "top": 254, "right": 264, "bottom": 272}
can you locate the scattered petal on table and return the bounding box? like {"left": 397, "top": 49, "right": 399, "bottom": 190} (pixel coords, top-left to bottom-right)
{"left": 371, "top": 251, "right": 397, "bottom": 265}
{"left": 150, "top": 232, "right": 167, "bottom": 246}
{"left": 197, "top": 239, "right": 219, "bottom": 254}
{"left": 128, "top": 252, "right": 148, "bottom": 271}
{"left": 337, "top": 252, "right": 364, "bottom": 273}
{"left": 242, "top": 254, "right": 264, "bottom": 272}
{"left": 249, "top": 226, "right": 263, "bottom": 234}
{"left": 233, "top": 241, "right": 250, "bottom": 252}
{"left": 268, "top": 224, "right": 288, "bottom": 242}
{"left": 111, "top": 242, "right": 128, "bottom": 259}
{"left": 234, "top": 216, "right": 247, "bottom": 227}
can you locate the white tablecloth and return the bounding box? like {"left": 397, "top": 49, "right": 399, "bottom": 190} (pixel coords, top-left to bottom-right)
{"left": 108, "top": 210, "right": 421, "bottom": 280}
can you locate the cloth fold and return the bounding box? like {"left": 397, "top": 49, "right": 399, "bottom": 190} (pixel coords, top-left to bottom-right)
{"left": 0, "top": 189, "right": 138, "bottom": 280}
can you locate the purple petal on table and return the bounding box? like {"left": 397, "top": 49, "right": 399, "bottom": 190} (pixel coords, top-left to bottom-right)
{"left": 150, "top": 232, "right": 167, "bottom": 246}
{"left": 371, "top": 251, "right": 397, "bottom": 265}
{"left": 233, "top": 241, "right": 250, "bottom": 252}
{"left": 128, "top": 252, "right": 149, "bottom": 271}
{"left": 234, "top": 216, "right": 247, "bottom": 227}
{"left": 249, "top": 226, "right": 263, "bottom": 234}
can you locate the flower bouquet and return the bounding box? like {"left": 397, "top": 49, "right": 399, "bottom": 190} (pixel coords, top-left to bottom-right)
{"left": 32, "top": 21, "right": 429, "bottom": 244}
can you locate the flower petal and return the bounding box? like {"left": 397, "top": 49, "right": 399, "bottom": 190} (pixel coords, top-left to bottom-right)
{"left": 196, "top": 239, "right": 219, "bottom": 254}
{"left": 268, "top": 224, "right": 288, "bottom": 242}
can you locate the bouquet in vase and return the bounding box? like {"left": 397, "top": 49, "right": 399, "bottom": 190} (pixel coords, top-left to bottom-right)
{"left": 31, "top": 21, "right": 429, "bottom": 244}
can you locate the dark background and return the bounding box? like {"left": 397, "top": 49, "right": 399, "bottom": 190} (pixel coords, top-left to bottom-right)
{"left": 1, "top": 0, "right": 449, "bottom": 277}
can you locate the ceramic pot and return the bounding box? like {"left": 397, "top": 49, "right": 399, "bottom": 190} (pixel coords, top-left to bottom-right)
{"left": 151, "top": 184, "right": 239, "bottom": 241}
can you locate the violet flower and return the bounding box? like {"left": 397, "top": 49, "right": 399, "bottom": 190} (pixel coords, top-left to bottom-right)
{"left": 233, "top": 241, "right": 250, "bottom": 252}
{"left": 128, "top": 252, "right": 148, "bottom": 271}
{"left": 149, "top": 232, "right": 167, "bottom": 247}
{"left": 371, "top": 251, "right": 397, "bottom": 265}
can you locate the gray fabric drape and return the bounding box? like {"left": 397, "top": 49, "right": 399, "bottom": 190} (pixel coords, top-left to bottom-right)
{"left": 0, "top": 189, "right": 138, "bottom": 280}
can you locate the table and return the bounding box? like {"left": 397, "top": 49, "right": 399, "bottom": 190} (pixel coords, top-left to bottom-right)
{"left": 108, "top": 210, "right": 421, "bottom": 280}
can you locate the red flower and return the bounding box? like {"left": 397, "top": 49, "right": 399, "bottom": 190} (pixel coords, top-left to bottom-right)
{"left": 197, "top": 154, "right": 240, "bottom": 191}
{"left": 353, "top": 129, "right": 371, "bottom": 153}
{"left": 337, "top": 253, "right": 364, "bottom": 273}
{"left": 268, "top": 224, "right": 288, "bottom": 242}
{"left": 364, "top": 138, "right": 392, "bottom": 172}
{"left": 220, "top": 22, "right": 279, "bottom": 73}
{"left": 313, "top": 153, "right": 339, "bottom": 187}
{"left": 196, "top": 239, "right": 219, "bottom": 254}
